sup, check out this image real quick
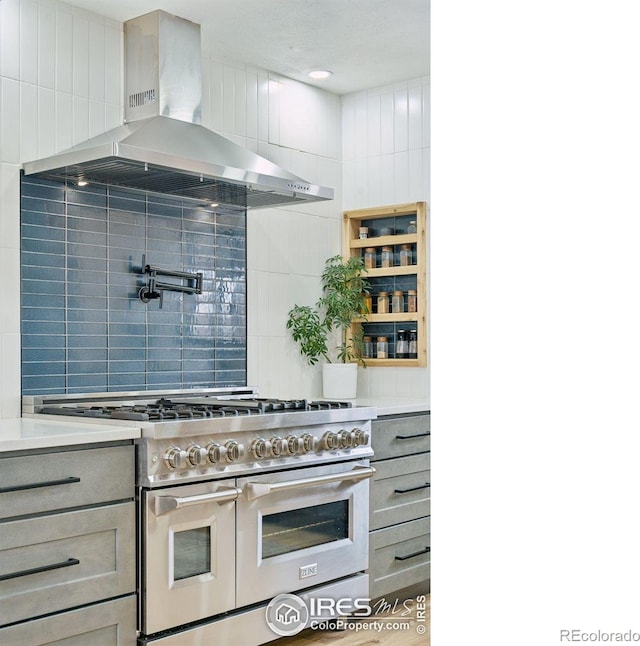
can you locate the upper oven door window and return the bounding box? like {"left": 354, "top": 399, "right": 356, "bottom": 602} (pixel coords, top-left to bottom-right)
{"left": 236, "top": 461, "right": 374, "bottom": 608}
{"left": 142, "top": 479, "right": 239, "bottom": 635}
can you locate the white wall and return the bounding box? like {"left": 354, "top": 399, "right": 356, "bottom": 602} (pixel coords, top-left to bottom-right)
{"left": 341, "top": 78, "right": 430, "bottom": 400}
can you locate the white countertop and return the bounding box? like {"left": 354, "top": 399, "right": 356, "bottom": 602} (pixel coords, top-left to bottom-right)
{"left": 0, "top": 417, "right": 141, "bottom": 452}
{"left": 354, "top": 398, "right": 429, "bottom": 416}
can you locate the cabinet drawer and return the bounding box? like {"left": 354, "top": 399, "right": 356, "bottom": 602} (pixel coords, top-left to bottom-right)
{"left": 370, "top": 453, "right": 430, "bottom": 530}
{"left": 0, "top": 594, "right": 136, "bottom": 646}
{"left": 369, "top": 517, "right": 430, "bottom": 600}
{"left": 0, "top": 502, "right": 135, "bottom": 626}
{"left": 372, "top": 414, "right": 430, "bottom": 461}
{"left": 0, "top": 444, "right": 134, "bottom": 519}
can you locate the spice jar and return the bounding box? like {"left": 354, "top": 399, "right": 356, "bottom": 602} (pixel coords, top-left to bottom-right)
{"left": 377, "top": 291, "right": 390, "bottom": 314}
{"left": 380, "top": 246, "right": 394, "bottom": 268}
{"left": 408, "top": 329, "right": 418, "bottom": 359}
{"left": 407, "top": 289, "right": 417, "bottom": 313}
{"left": 407, "top": 220, "right": 417, "bottom": 234}
{"left": 363, "top": 336, "right": 373, "bottom": 359}
{"left": 363, "top": 248, "right": 376, "bottom": 269}
{"left": 376, "top": 336, "right": 388, "bottom": 359}
{"left": 399, "top": 244, "right": 413, "bottom": 266}
{"left": 362, "top": 293, "right": 372, "bottom": 316}
{"left": 392, "top": 290, "right": 404, "bottom": 313}
{"left": 396, "top": 330, "right": 408, "bottom": 359}
{"left": 359, "top": 226, "right": 369, "bottom": 239}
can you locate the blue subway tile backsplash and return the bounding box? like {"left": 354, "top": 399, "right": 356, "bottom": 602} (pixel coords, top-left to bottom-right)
{"left": 20, "top": 175, "right": 247, "bottom": 395}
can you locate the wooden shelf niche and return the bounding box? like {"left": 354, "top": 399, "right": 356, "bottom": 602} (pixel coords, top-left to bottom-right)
{"left": 343, "top": 202, "right": 428, "bottom": 367}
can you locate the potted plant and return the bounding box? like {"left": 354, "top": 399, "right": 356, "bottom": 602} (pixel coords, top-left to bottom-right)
{"left": 286, "top": 254, "right": 370, "bottom": 399}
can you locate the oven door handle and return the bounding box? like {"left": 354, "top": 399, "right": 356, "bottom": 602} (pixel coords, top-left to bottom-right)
{"left": 244, "top": 466, "right": 376, "bottom": 501}
{"left": 153, "top": 487, "right": 242, "bottom": 516}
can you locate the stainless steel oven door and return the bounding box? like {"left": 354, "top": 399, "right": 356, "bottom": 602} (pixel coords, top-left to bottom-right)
{"left": 141, "top": 479, "right": 240, "bottom": 635}
{"left": 235, "top": 460, "right": 374, "bottom": 607}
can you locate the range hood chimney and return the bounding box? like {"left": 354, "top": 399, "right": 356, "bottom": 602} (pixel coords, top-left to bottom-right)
{"left": 22, "top": 10, "right": 333, "bottom": 209}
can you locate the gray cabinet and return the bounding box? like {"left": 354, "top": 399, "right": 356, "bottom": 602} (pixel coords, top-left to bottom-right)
{"left": 369, "top": 412, "right": 430, "bottom": 599}
{"left": 0, "top": 442, "right": 136, "bottom": 646}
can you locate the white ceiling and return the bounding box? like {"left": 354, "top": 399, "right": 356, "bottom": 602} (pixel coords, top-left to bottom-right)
{"left": 65, "top": 0, "right": 430, "bottom": 95}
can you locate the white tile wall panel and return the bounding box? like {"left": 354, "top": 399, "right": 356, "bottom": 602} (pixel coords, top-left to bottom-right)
{"left": 394, "top": 150, "right": 410, "bottom": 203}
{"left": 367, "top": 155, "right": 382, "bottom": 208}
{"left": 267, "top": 273, "right": 289, "bottom": 337}
{"left": 380, "top": 92, "right": 394, "bottom": 155}
{"left": 257, "top": 70, "right": 269, "bottom": 142}
{"left": 245, "top": 68, "right": 258, "bottom": 140}
{"left": 72, "top": 94, "right": 88, "bottom": 145}
{"left": 0, "top": 163, "right": 20, "bottom": 249}
{"left": 88, "top": 99, "right": 104, "bottom": 138}
{"left": 55, "top": 9, "right": 73, "bottom": 94}
{"left": 37, "top": 86, "right": 56, "bottom": 158}
{"left": 1, "top": 333, "right": 21, "bottom": 418}
{"left": 367, "top": 93, "right": 381, "bottom": 157}
{"left": 105, "top": 102, "right": 121, "bottom": 131}
{"left": 422, "top": 81, "right": 430, "bottom": 147}
{"left": 353, "top": 93, "right": 367, "bottom": 159}
{"left": 341, "top": 94, "right": 356, "bottom": 162}
{"left": 55, "top": 90, "right": 73, "bottom": 152}
{"left": 408, "top": 148, "right": 424, "bottom": 203}
{"left": 342, "top": 158, "right": 356, "bottom": 210}
{"left": 267, "top": 75, "right": 280, "bottom": 145}
{"left": 200, "top": 55, "right": 211, "bottom": 126}
{"left": 234, "top": 67, "right": 247, "bottom": 137}
{"left": 394, "top": 88, "right": 409, "bottom": 152}
{"left": 72, "top": 14, "right": 89, "bottom": 98}
{"left": 88, "top": 21, "right": 105, "bottom": 103}
{"left": 20, "top": 82, "right": 38, "bottom": 163}
{"left": 380, "top": 153, "right": 395, "bottom": 204}
{"left": 38, "top": 2, "right": 56, "bottom": 90}
{"left": 1, "top": 78, "right": 21, "bottom": 163}
{"left": 1, "top": 0, "right": 20, "bottom": 80}
{"left": 408, "top": 84, "right": 423, "bottom": 149}
{"left": 209, "top": 59, "right": 224, "bottom": 131}
{"left": 19, "top": 0, "right": 38, "bottom": 84}
{"left": 222, "top": 63, "right": 235, "bottom": 134}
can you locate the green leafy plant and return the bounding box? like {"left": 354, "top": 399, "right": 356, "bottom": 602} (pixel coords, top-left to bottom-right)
{"left": 287, "top": 255, "right": 370, "bottom": 366}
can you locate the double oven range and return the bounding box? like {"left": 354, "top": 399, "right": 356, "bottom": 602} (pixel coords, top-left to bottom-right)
{"left": 25, "top": 388, "right": 377, "bottom": 645}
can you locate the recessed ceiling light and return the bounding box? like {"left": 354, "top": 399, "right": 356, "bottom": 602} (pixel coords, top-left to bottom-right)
{"left": 77, "top": 179, "right": 88, "bottom": 187}
{"left": 307, "top": 70, "right": 333, "bottom": 80}
{"left": 210, "top": 202, "right": 219, "bottom": 208}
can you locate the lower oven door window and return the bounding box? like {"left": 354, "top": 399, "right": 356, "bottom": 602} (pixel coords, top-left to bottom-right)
{"left": 236, "top": 461, "right": 373, "bottom": 607}
{"left": 142, "top": 480, "right": 238, "bottom": 635}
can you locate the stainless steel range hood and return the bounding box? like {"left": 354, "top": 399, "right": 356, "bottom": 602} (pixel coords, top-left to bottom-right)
{"left": 21, "top": 11, "right": 333, "bottom": 210}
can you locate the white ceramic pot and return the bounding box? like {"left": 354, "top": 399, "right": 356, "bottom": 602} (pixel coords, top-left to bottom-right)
{"left": 322, "top": 363, "right": 358, "bottom": 400}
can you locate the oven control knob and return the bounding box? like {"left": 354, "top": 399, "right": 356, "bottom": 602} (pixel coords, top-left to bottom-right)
{"left": 320, "top": 431, "right": 340, "bottom": 451}
{"left": 353, "top": 428, "right": 370, "bottom": 446}
{"left": 339, "top": 430, "right": 356, "bottom": 449}
{"left": 302, "top": 433, "right": 319, "bottom": 452}
{"left": 250, "top": 438, "right": 272, "bottom": 459}
{"left": 186, "top": 444, "right": 207, "bottom": 466}
{"left": 206, "top": 442, "right": 227, "bottom": 463}
{"left": 225, "top": 440, "right": 245, "bottom": 462}
{"left": 164, "top": 446, "right": 188, "bottom": 470}
{"left": 286, "top": 435, "right": 305, "bottom": 455}
{"left": 270, "top": 436, "right": 289, "bottom": 456}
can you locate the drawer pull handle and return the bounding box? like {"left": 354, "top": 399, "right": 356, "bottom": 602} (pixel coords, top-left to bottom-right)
{"left": 395, "top": 547, "right": 430, "bottom": 561}
{"left": 395, "top": 432, "right": 430, "bottom": 440}
{"left": 0, "top": 476, "right": 81, "bottom": 493}
{"left": 395, "top": 483, "right": 430, "bottom": 494}
{"left": 0, "top": 558, "right": 80, "bottom": 581}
